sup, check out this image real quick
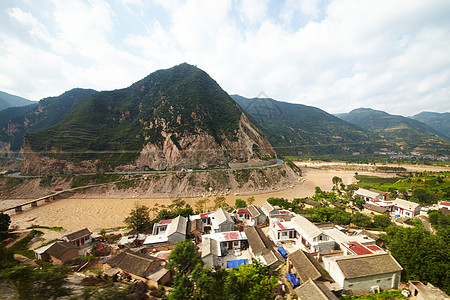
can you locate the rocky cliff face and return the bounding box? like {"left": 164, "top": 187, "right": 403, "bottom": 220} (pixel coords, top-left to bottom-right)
{"left": 135, "top": 113, "right": 275, "bottom": 170}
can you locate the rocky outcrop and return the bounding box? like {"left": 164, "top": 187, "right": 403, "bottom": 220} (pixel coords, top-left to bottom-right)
{"left": 135, "top": 113, "right": 275, "bottom": 170}
{"left": 21, "top": 143, "right": 101, "bottom": 175}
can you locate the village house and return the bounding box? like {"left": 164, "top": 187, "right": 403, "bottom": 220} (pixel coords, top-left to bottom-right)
{"left": 143, "top": 215, "right": 187, "bottom": 247}
{"left": 260, "top": 201, "right": 281, "bottom": 219}
{"left": 392, "top": 198, "right": 421, "bottom": 217}
{"left": 104, "top": 249, "right": 171, "bottom": 288}
{"left": 303, "top": 199, "right": 321, "bottom": 209}
{"left": 354, "top": 188, "right": 384, "bottom": 203}
{"left": 62, "top": 228, "right": 92, "bottom": 249}
{"left": 323, "top": 253, "right": 403, "bottom": 294}
{"left": 210, "top": 207, "right": 235, "bottom": 232}
{"left": 202, "top": 231, "right": 247, "bottom": 256}
{"left": 187, "top": 218, "right": 204, "bottom": 243}
{"left": 247, "top": 204, "right": 267, "bottom": 225}
{"left": 320, "top": 226, "right": 382, "bottom": 255}
{"left": 408, "top": 281, "right": 450, "bottom": 300}
{"left": 244, "top": 226, "right": 284, "bottom": 269}
{"left": 294, "top": 278, "right": 339, "bottom": 300}
{"left": 268, "top": 220, "right": 298, "bottom": 243}
{"left": 34, "top": 241, "right": 79, "bottom": 264}
{"left": 363, "top": 203, "right": 390, "bottom": 215}
{"left": 291, "top": 216, "right": 335, "bottom": 253}
{"left": 234, "top": 208, "right": 251, "bottom": 221}
{"left": 201, "top": 237, "right": 219, "bottom": 267}
{"left": 287, "top": 249, "right": 332, "bottom": 284}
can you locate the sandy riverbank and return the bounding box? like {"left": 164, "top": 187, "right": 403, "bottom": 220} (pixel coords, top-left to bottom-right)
{"left": 8, "top": 166, "right": 396, "bottom": 231}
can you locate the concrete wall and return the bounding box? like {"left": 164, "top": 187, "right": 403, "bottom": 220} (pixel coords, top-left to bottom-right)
{"left": 167, "top": 232, "right": 186, "bottom": 244}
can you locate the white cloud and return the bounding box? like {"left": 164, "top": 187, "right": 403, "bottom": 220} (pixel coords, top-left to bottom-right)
{"left": 0, "top": 0, "right": 449, "bottom": 116}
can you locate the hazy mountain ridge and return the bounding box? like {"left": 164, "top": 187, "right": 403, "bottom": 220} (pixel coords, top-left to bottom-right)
{"left": 22, "top": 64, "right": 275, "bottom": 175}
{"left": 336, "top": 108, "right": 450, "bottom": 155}
{"left": 0, "top": 88, "right": 98, "bottom": 152}
{"left": 231, "top": 95, "right": 391, "bottom": 156}
{"left": 411, "top": 111, "right": 450, "bottom": 138}
{"left": 0, "top": 91, "right": 35, "bottom": 110}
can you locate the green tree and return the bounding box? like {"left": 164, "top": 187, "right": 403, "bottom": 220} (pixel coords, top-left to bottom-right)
{"left": 168, "top": 274, "right": 193, "bottom": 300}
{"left": 384, "top": 225, "right": 449, "bottom": 294}
{"left": 346, "top": 183, "right": 359, "bottom": 196}
{"left": 224, "top": 261, "right": 276, "bottom": 300}
{"left": 332, "top": 176, "right": 343, "bottom": 189}
{"left": 191, "top": 264, "right": 227, "bottom": 300}
{"left": 0, "top": 243, "right": 15, "bottom": 269}
{"left": 373, "top": 214, "right": 392, "bottom": 229}
{"left": 352, "top": 195, "right": 365, "bottom": 210}
{"left": 351, "top": 212, "right": 373, "bottom": 228}
{"left": 247, "top": 196, "right": 255, "bottom": 205}
{"left": 213, "top": 196, "right": 229, "bottom": 210}
{"left": 235, "top": 199, "right": 247, "bottom": 209}
{"left": 1, "top": 265, "right": 71, "bottom": 300}
{"left": 124, "top": 204, "right": 152, "bottom": 232}
{"left": 410, "top": 188, "right": 437, "bottom": 204}
{"left": 82, "top": 285, "right": 129, "bottom": 300}
{"left": 0, "top": 213, "right": 10, "bottom": 233}
{"left": 167, "top": 239, "right": 202, "bottom": 274}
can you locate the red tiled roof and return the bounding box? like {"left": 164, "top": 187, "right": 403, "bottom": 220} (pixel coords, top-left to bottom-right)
{"left": 237, "top": 208, "right": 251, "bottom": 215}
{"left": 156, "top": 219, "right": 172, "bottom": 226}
{"left": 366, "top": 245, "right": 382, "bottom": 251}
{"left": 277, "top": 222, "right": 286, "bottom": 230}
{"left": 280, "top": 210, "right": 289, "bottom": 215}
{"left": 222, "top": 231, "right": 240, "bottom": 241}
{"left": 342, "top": 242, "right": 373, "bottom": 255}
{"left": 200, "top": 213, "right": 212, "bottom": 219}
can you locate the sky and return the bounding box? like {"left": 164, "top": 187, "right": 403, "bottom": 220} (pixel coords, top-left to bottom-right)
{"left": 1, "top": 0, "right": 449, "bottom": 116}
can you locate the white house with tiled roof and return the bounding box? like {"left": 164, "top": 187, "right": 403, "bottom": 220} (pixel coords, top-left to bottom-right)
{"left": 291, "top": 215, "right": 335, "bottom": 253}
{"left": 144, "top": 216, "right": 187, "bottom": 246}
{"left": 392, "top": 198, "right": 421, "bottom": 217}
{"left": 323, "top": 253, "right": 402, "bottom": 294}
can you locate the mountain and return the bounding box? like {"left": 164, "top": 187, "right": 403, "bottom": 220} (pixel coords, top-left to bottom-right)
{"left": 231, "top": 95, "right": 389, "bottom": 156}
{"left": 411, "top": 112, "right": 450, "bottom": 138}
{"left": 336, "top": 108, "right": 450, "bottom": 155}
{"left": 22, "top": 64, "right": 275, "bottom": 175}
{"left": 0, "top": 91, "right": 35, "bottom": 110}
{"left": 0, "top": 88, "right": 97, "bottom": 153}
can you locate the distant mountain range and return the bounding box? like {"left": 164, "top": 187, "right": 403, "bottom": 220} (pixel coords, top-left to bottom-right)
{"left": 0, "top": 91, "right": 35, "bottom": 110}
{"left": 231, "top": 95, "right": 389, "bottom": 156}
{"left": 336, "top": 108, "right": 449, "bottom": 155}
{"left": 0, "top": 88, "right": 97, "bottom": 151}
{"left": 410, "top": 111, "right": 450, "bottom": 138}
{"left": 1, "top": 65, "right": 449, "bottom": 172}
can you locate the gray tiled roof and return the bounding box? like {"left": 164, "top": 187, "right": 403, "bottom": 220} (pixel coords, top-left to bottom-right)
{"left": 295, "top": 279, "right": 339, "bottom": 300}
{"left": 106, "top": 250, "right": 162, "bottom": 278}
{"left": 45, "top": 241, "right": 78, "bottom": 259}
{"left": 63, "top": 228, "right": 91, "bottom": 242}
{"left": 335, "top": 253, "right": 402, "bottom": 279}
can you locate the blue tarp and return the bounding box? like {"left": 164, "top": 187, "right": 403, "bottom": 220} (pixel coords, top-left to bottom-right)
{"left": 227, "top": 259, "right": 249, "bottom": 269}
{"left": 286, "top": 273, "right": 300, "bottom": 287}
{"left": 278, "top": 246, "right": 288, "bottom": 258}
{"left": 395, "top": 214, "right": 400, "bottom": 218}
{"left": 102, "top": 257, "right": 110, "bottom": 263}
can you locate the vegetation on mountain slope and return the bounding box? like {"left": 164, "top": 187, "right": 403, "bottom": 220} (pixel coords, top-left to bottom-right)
{"left": 337, "top": 108, "right": 450, "bottom": 155}
{"left": 411, "top": 111, "right": 450, "bottom": 138}
{"left": 232, "top": 95, "right": 390, "bottom": 156}
{"left": 0, "top": 88, "right": 97, "bottom": 151}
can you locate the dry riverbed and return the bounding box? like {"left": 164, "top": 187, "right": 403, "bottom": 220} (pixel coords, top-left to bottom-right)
{"left": 7, "top": 163, "right": 449, "bottom": 231}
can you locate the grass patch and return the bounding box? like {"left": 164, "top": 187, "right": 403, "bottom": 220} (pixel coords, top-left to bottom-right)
{"left": 26, "top": 225, "right": 63, "bottom": 232}
{"left": 70, "top": 173, "right": 122, "bottom": 188}
{"left": 343, "top": 290, "right": 407, "bottom": 299}
{"left": 10, "top": 230, "right": 43, "bottom": 259}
